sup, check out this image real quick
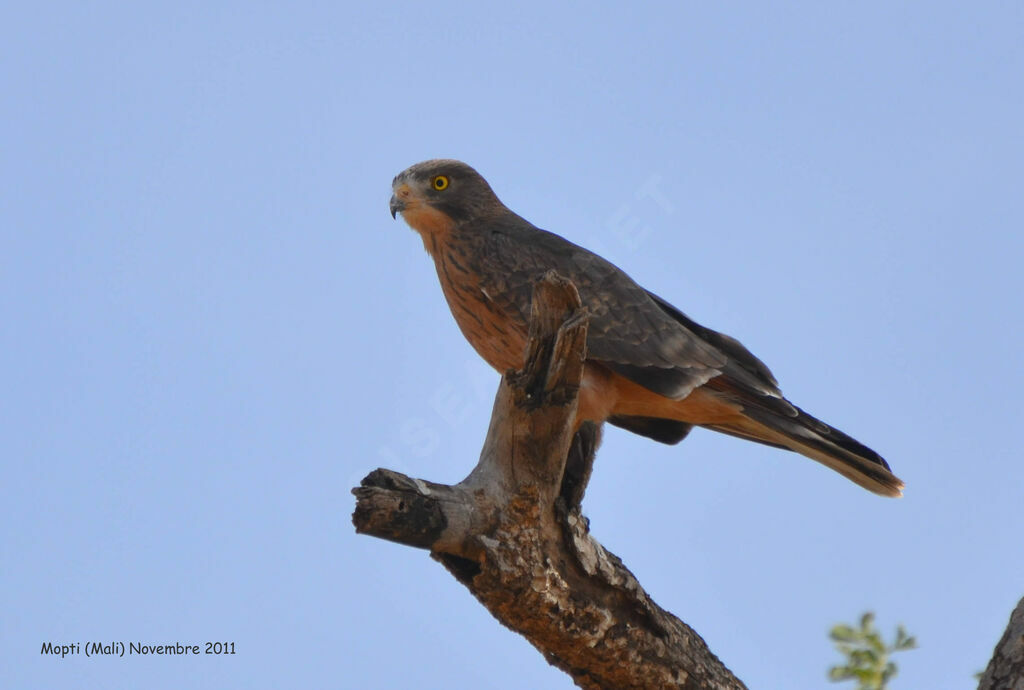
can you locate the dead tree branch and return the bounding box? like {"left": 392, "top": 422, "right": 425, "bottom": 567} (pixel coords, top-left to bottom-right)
{"left": 352, "top": 271, "right": 746, "bottom": 690}
{"left": 978, "top": 595, "right": 1024, "bottom": 690}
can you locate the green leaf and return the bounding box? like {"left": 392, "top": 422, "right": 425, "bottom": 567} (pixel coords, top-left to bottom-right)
{"left": 831, "top": 624, "right": 858, "bottom": 641}
{"left": 827, "top": 611, "right": 917, "bottom": 690}
{"left": 829, "top": 666, "right": 853, "bottom": 681}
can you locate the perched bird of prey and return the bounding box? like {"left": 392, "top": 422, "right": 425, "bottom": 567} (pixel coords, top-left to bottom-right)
{"left": 389, "top": 159, "right": 903, "bottom": 497}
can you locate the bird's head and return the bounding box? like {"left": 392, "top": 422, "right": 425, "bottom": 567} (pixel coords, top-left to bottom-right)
{"left": 390, "top": 159, "right": 502, "bottom": 240}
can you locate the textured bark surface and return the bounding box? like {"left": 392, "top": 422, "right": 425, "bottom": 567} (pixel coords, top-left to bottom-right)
{"left": 353, "top": 273, "right": 746, "bottom": 689}
{"left": 978, "top": 596, "right": 1024, "bottom": 690}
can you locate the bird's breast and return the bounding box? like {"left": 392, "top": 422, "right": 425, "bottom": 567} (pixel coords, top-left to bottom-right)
{"left": 433, "top": 245, "right": 529, "bottom": 372}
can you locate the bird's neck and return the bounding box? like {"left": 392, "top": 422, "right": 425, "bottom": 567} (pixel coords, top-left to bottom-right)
{"left": 402, "top": 205, "right": 458, "bottom": 256}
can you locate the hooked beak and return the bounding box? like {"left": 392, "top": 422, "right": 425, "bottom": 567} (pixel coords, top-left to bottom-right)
{"left": 389, "top": 194, "right": 405, "bottom": 219}
{"left": 390, "top": 181, "right": 413, "bottom": 219}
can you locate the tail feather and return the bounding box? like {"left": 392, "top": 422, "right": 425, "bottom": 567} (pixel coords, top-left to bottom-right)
{"left": 726, "top": 406, "right": 903, "bottom": 497}
{"left": 705, "top": 378, "right": 904, "bottom": 497}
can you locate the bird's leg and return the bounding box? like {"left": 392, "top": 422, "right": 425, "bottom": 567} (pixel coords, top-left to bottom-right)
{"left": 558, "top": 421, "right": 602, "bottom": 513}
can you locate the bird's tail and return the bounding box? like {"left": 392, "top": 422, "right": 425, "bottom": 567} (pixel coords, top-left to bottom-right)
{"left": 704, "top": 379, "right": 904, "bottom": 497}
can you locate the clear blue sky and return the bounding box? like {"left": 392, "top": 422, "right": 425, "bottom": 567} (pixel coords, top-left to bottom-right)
{"left": 3, "top": 3, "right": 1022, "bottom": 688}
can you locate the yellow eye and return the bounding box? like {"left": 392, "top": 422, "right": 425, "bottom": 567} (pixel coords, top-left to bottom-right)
{"left": 432, "top": 175, "right": 449, "bottom": 191}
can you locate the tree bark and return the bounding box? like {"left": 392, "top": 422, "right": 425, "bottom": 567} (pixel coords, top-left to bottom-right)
{"left": 352, "top": 272, "right": 746, "bottom": 690}
{"left": 978, "top": 596, "right": 1024, "bottom": 690}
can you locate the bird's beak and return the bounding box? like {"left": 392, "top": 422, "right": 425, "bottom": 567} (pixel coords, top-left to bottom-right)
{"left": 390, "top": 182, "right": 413, "bottom": 219}
{"left": 389, "top": 194, "right": 404, "bottom": 219}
